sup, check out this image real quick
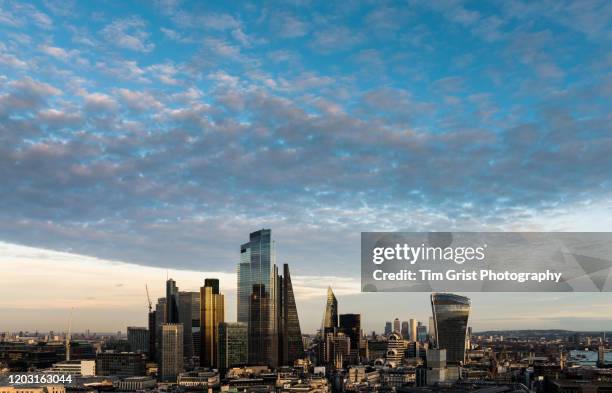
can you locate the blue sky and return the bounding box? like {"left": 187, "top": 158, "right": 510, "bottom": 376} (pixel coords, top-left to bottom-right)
{"left": 0, "top": 0, "right": 611, "bottom": 331}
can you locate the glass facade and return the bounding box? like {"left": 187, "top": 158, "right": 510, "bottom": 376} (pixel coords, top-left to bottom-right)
{"left": 178, "top": 291, "right": 200, "bottom": 361}
{"left": 322, "top": 287, "right": 338, "bottom": 333}
{"left": 238, "top": 229, "right": 278, "bottom": 367}
{"left": 160, "top": 323, "right": 183, "bottom": 382}
{"left": 166, "top": 279, "right": 179, "bottom": 324}
{"left": 430, "top": 293, "right": 471, "bottom": 365}
{"left": 279, "top": 263, "right": 304, "bottom": 366}
{"left": 200, "top": 278, "right": 224, "bottom": 368}
{"left": 217, "top": 322, "right": 248, "bottom": 371}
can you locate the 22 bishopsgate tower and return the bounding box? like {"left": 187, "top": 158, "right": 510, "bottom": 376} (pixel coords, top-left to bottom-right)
{"left": 237, "top": 229, "right": 303, "bottom": 367}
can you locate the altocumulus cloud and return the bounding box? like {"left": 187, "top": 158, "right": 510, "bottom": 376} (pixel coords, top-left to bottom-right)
{"left": 0, "top": 0, "right": 610, "bottom": 278}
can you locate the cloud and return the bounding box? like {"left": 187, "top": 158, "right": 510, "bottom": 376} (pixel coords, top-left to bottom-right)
{"left": 101, "top": 16, "right": 155, "bottom": 52}
{"left": 83, "top": 92, "right": 118, "bottom": 111}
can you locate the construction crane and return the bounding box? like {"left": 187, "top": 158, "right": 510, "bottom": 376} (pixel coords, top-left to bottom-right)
{"left": 66, "top": 307, "right": 73, "bottom": 361}
{"left": 146, "top": 284, "right": 152, "bottom": 312}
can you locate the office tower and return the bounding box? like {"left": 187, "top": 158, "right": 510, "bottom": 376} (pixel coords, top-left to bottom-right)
{"left": 160, "top": 324, "right": 183, "bottom": 382}
{"left": 322, "top": 286, "right": 338, "bottom": 334}
{"left": 417, "top": 324, "right": 427, "bottom": 343}
{"left": 148, "top": 310, "right": 156, "bottom": 360}
{"left": 339, "top": 314, "right": 361, "bottom": 365}
{"left": 238, "top": 229, "right": 279, "bottom": 367}
{"left": 430, "top": 293, "right": 470, "bottom": 365}
{"left": 155, "top": 298, "right": 167, "bottom": 361}
{"left": 393, "top": 318, "right": 400, "bottom": 333}
{"left": 384, "top": 322, "right": 392, "bottom": 336}
{"left": 200, "top": 278, "right": 224, "bottom": 368}
{"left": 278, "top": 264, "right": 304, "bottom": 366}
{"left": 401, "top": 321, "right": 409, "bottom": 340}
{"left": 166, "top": 279, "right": 179, "bottom": 323}
{"left": 179, "top": 291, "right": 200, "bottom": 361}
{"left": 426, "top": 348, "right": 447, "bottom": 385}
{"left": 218, "top": 322, "right": 248, "bottom": 371}
{"left": 339, "top": 314, "right": 361, "bottom": 352}
{"left": 409, "top": 319, "right": 417, "bottom": 342}
{"left": 96, "top": 353, "right": 145, "bottom": 377}
{"left": 127, "top": 327, "right": 149, "bottom": 353}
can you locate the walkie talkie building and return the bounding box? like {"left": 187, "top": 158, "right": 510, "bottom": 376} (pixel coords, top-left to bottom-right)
{"left": 431, "top": 293, "right": 471, "bottom": 365}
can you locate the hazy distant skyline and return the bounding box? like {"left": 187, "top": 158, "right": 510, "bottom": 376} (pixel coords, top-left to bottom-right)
{"left": 0, "top": 1, "right": 611, "bottom": 332}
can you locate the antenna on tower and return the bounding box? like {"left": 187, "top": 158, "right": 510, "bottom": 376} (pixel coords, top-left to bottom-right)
{"left": 66, "top": 307, "right": 74, "bottom": 361}
{"left": 146, "top": 284, "right": 152, "bottom": 312}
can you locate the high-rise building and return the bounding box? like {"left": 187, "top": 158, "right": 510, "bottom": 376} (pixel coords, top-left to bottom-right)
{"left": 384, "top": 322, "right": 392, "bottom": 336}
{"left": 409, "top": 319, "right": 417, "bottom": 342}
{"left": 340, "top": 314, "right": 361, "bottom": 365}
{"left": 154, "top": 297, "right": 166, "bottom": 361}
{"left": 417, "top": 324, "right": 427, "bottom": 343}
{"left": 127, "top": 327, "right": 149, "bottom": 354}
{"left": 278, "top": 264, "right": 304, "bottom": 366}
{"left": 393, "top": 318, "right": 400, "bottom": 333}
{"left": 238, "top": 229, "right": 279, "bottom": 367}
{"left": 401, "top": 321, "right": 409, "bottom": 340}
{"left": 200, "top": 278, "right": 224, "bottom": 368}
{"left": 430, "top": 293, "right": 470, "bottom": 365}
{"left": 218, "top": 322, "right": 248, "bottom": 371}
{"left": 179, "top": 291, "right": 200, "bottom": 362}
{"left": 166, "top": 279, "right": 179, "bottom": 324}
{"left": 323, "top": 287, "right": 338, "bottom": 333}
{"left": 148, "top": 309, "right": 156, "bottom": 360}
{"left": 160, "top": 324, "right": 183, "bottom": 382}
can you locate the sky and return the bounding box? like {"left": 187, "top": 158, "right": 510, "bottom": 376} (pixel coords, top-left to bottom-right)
{"left": 0, "top": 0, "right": 611, "bottom": 333}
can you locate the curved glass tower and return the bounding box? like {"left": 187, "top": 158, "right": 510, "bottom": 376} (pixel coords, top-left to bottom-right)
{"left": 430, "top": 293, "right": 470, "bottom": 365}
{"left": 322, "top": 287, "right": 338, "bottom": 334}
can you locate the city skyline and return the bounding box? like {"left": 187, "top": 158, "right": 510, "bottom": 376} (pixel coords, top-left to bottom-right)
{"left": 1, "top": 0, "right": 611, "bottom": 335}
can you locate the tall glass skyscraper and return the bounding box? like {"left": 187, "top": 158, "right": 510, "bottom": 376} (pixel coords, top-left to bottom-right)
{"left": 430, "top": 293, "right": 471, "bottom": 365}
{"left": 179, "top": 291, "right": 200, "bottom": 362}
{"left": 322, "top": 287, "right": 338, "bottom": 333}
{"left": 238, "top": 229, "right": 278, "bottom": 367}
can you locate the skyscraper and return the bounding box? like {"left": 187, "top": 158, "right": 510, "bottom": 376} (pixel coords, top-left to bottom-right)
{"left": 278, "top": 264, "right": 304, "bottom": 366}
{"left": 401, "top": 321, "right": 409, "bottom": 340}
{"left": 430, "top": 293, "right": 471, "bottom": 365}
{"left": 409, "top": 319, "right": 417, "bottom": 342}
{"left": 393, "top": 318, "right": 400, "bottom": 333}
{"left": 322, "top": 287, "right": 338, "bottom": 333}
{"left": 384, "top": 322, "right": 392, "bottom": 336}
{"left": 166, "top": 279, "right": 179, "bottom": 324}
{"left": 154, "top": 297, "right": 166, "bottom": 361}
{"left": 428, "top": 316, "right": 436, "bottom": 343}
{"left": 160, "top": 324, "right": 183, "bottom": 382}
{"left": 238, "top": 229, "right": 279, "bottom": 367}
{"left": 200, "top": 278, "right": 224, "bottom": 368}
{"left": 179, "top": 291, "right": 200, "bottom": 362}
{"left": 218, "top": 322, "right": 248, "bottom": 372}
{"left": 148, "top": 309, "right": 156, "bottom": 360}
{"left": 339, "top": 313, "right": 361, "bottom": 364}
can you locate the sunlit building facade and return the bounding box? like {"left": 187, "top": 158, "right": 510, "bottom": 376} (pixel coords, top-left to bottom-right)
{"left": 430, "top": 293, "right": 470, "bottom": 365}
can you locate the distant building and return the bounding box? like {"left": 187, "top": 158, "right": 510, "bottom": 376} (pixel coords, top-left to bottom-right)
{"left": 218, "top": 322, "right": 248, "bottom": 371}
{"left": 166, "top": 279, "right": 179, "bottom": 324}
{"left": 339, "top": 314, "right": 361, "bottom": 364}
{"left": 154, "top": 297, "right": 166, "bottom": 361}
{"left": 114, "top": 376, "right": 156, "bottom": 391}
{"left": 50, "top": 360, "right": 95, "bottom": 376}
{"left": 401, "top": 321, "right": 409, "bottom": 340}
{"left": 179, "top": 291, "right": 200, "bottom": 362}
{"left": 384, "top": 322, "right": 392, "bottom": 336}
{"left": 431, "top": 293, "right": 470, "bottom": 365}
{"left": 417, "top": 324, "right": 427, "bottom": 343}
{"left": 393, "top": 318, "right": 400, "bottom": 334}
{"left": 278, "top": 264, "right": 304, "bottom": 365}
{"left": 200, "top": 278, "right": 224, "bottom": 368}
{"left": 409, "top": 319, "right": 417, "bottom": 342}
{"left": 160, "top": 324, "right": 183, "bottom": 382}
{"left": 147, "top": 309, "right": 156, "bottom": 360}
{"left": 323, "top": 287, "right": 338, "bottom": 334}
{"left": 96, "top": 352, "right": 145, "bottom": 377}
{"left": 127, "top": 327, "right": 148, "bottom": 354}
